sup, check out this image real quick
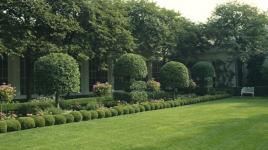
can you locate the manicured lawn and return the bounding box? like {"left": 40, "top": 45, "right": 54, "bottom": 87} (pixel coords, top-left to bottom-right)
{"left": 1, "top": 97, "right": 268, "bottom": 150}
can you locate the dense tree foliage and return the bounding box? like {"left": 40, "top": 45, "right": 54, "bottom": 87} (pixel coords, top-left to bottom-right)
{"left": 206, "top": 2, "right": 268, "bottom": 62}
{"left": 1, "top": 0, "right": 268, "bottom": 95}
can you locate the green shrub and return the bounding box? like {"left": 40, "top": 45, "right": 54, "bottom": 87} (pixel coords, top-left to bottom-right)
{"left": 130, "top": 81, "right": 147, "bottom": 91}
{"left": 43, "top": 115, "right": 55, "bottom": 126}
{"left": 64, "top": 114, "right": 74, "bottom": 123}
{"left": 143, "top": 103, "right": 151, "bottom": 111}
{"left": 114, "top": 53, "right": 148, "bottom": 90}
{"left": 147, "top": 80, "right": 160, "bottom": 92}
{"left": 138, "top": 105, "right": 145, "bottom": 112}
{"left": 97, "top": 110, "right": 105, "bottom": 119}
{"left": 113, "top": 91, "right": 131, "bottom": 102}
{"left": 192, "top": 61, "right": 215, "bottom": 79}
{"left": 130, "top": 91, "right": 148, "bottom": 103}
{"left": 164, "top": 102, "right": 171, "bottom": 108}
{"left": 59, "top": 96, "right": 112, "bottom": 110}
{"left": 0, "top": 121, "right": 7, "bottom": 133}
{"left": 147, "top": 91, "right": 171, "bottom": 100}
{"left": 122, "top": 107, "right": 130, "bottom": 114}
{"left": 34, "top": 53, "right": 80, "bottom": 107}
{"left": 104, "top": 109, "right": 112, "bottom": 118}
{"left": 128, "top": 106, "right": 135, "bottom": 114}
{"left": 192, "top": 61, "right": 215, "bottom": 95}
{"left": 86, "top": 103, "right": 99, "bottom": 111}
{"left": 114, "top": 53, "right": 148, "bottom": 80}
{"left": 44, "top": 107, "right": 63, "bottom": 115}
{"left": 155, "top": 103, "right": 161, "bottom": 109}
{"left": 0, "top": 84, "right": 16, "bottom": 103}
{"left": 160, "top": 61, "right": 190, "bottom": 93}
{"left": 159, "top": 102, "right": 165, "bottom": 109}
{"left": 70, "top": 111, "right": 82, "bottom": 122}
{"left": 168, "top": 101, "right": 176, "bottom": 107}
{"left": 32, "top": 116, "right": 45, "bottom": 128}
{"left": 80, "top": 110, "right": 91, "bottom": 121}
{"left": 54, "top": 114, "right": 66, "bottom": 125}
{"left": 6, "top": 119, "right": 21, "bottom": 131}
{"left": 93, "top": 82, "right": 112, "bottom": 96}
{"left": 149, "top": 103, "right": 156, "bottom": 110}
{"left": 113, "top": 106, "right": 124, "bottom": 115}
{"left": 132, "top": 105, "right": 140, "bottom": 113}
{"left": 18, "top": 117, "right": 35, "bottom": 130}
{"left": 90, "top": 111, "right": 98, "bottom": 119}
{"left": 110, "top": 109, "right": 118, "bottom": 116}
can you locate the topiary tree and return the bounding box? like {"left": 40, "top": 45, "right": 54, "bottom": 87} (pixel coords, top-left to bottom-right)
{"left": 34, "top": 53, "right": 80, "bottom": 108}
{"left": 114, "top": 53, "right": 148, "bottom": 90}
{"left": 191, "top": 61, "right": 215, "bottom": 95}
{"left": 160, "top": 61, "right": 190, "bottom": 98}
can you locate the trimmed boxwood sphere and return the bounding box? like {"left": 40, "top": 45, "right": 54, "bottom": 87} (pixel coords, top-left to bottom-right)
{"left": 114, "top": 106, "right": 124, "bottom": 115}
{"left": 54, "top": 114, "right": 66, "bottom": 125}
{"left": 138, "top": 105, "right": 145, "bottom": 112}
{"left": 114, "top": 53, "right": 148, "bottom": 80}
{"left": 70, "top": 111, "right": 82, "bottom": 122}
{"left": 80, "top": 110, "right": 91, "bottom": 121}
{"left": 132, "top": 105, "right": 141, "bottom": 113}
{"left": 97, "top": 110, "right": 105, "bottom": 119}
{"left": 104, "top": 109, "right": 112, "bottom": 118}
{"left": 43, "top": 115, "right": 55, "bottom": 126}
{"left": 143, "top": 103, "right": 151, "bottom": 111}
{"left": 128, "top": 106, "right": 135, "bottom": 114}
{"left": 110, "top": 109, "right": 118, "bottom": 116}
{"left": 6, "top": 119, "right": 21, "bottom": 132}
{"left": 122, "top": 107, "right": 130, "bottom": 114}
{"left": 90, "top": 111, "right": 98, "bottom": 119}
{"left": 32, "top": 116, "right": 45, "bottom": 128}
{"left": 0, "top": 121, "right": 7, "bottom": 133}
{"left": 160, "top": 61, "right": 189, "bottom": 90}
{"left": 18, "top": 117, "right": 35, "bottom": 130}
{"left": 64, "top": 114, "right": 74, "bottom": 123}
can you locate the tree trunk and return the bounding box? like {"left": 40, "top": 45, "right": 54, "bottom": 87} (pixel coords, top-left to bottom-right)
{"left": 147, "top": 59, "right": 153, "bottom": 80}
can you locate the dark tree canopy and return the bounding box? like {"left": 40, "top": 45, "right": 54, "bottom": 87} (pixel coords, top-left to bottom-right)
{"left": 206, "top": 2, "right": 268, "bottom": 62}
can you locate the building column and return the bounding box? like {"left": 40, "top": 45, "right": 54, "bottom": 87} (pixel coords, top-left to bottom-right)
{"left": 8, "top": 56, "right": 21, "bottom": 97}
{"left": 80, "top": 60, "right": 89, "bottom": 95}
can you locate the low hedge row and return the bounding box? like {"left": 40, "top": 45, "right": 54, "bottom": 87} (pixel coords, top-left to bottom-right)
{"left": 0, "top": 94, "right": 230, "bottom": 134}
{"left": 1, "top": 96, "right": 114, "bottom": 115}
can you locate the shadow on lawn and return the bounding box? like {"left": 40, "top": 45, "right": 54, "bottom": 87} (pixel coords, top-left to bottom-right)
{"left": 126, "top": 113, "right": 268, "bottom": 150}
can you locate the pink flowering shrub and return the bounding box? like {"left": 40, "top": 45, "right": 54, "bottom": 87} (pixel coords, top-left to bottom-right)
{"left": 0, "top": 84, "right": 16, "bottom": 103}
{"left": 93, "top": 82, "right": 112, "bottom": 96}
{"left": 147, "top": 80, "right": 160, "bottom": 92}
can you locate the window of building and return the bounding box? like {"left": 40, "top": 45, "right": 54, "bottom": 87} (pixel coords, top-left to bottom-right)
{"left": 0, "top": 55, "right": 8, "bottom": 85}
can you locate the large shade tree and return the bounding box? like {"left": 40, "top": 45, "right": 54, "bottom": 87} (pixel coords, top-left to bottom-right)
{"left": 126, "top": 0, "right": 170, "bottom": 79}
{"left": 206, "top": 2, "right": 268, "bottom": 86}
{"left": 0, "top": 0, "right": 85, "bottom": 99}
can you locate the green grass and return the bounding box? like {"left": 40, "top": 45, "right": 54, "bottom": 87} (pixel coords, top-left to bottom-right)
{"left": 1, "top": 97, "right": 268, "bottom": 150}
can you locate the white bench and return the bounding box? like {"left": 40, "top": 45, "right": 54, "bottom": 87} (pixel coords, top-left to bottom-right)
{"left": 241, "top": 87, "right": 254, "bottom": 97}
